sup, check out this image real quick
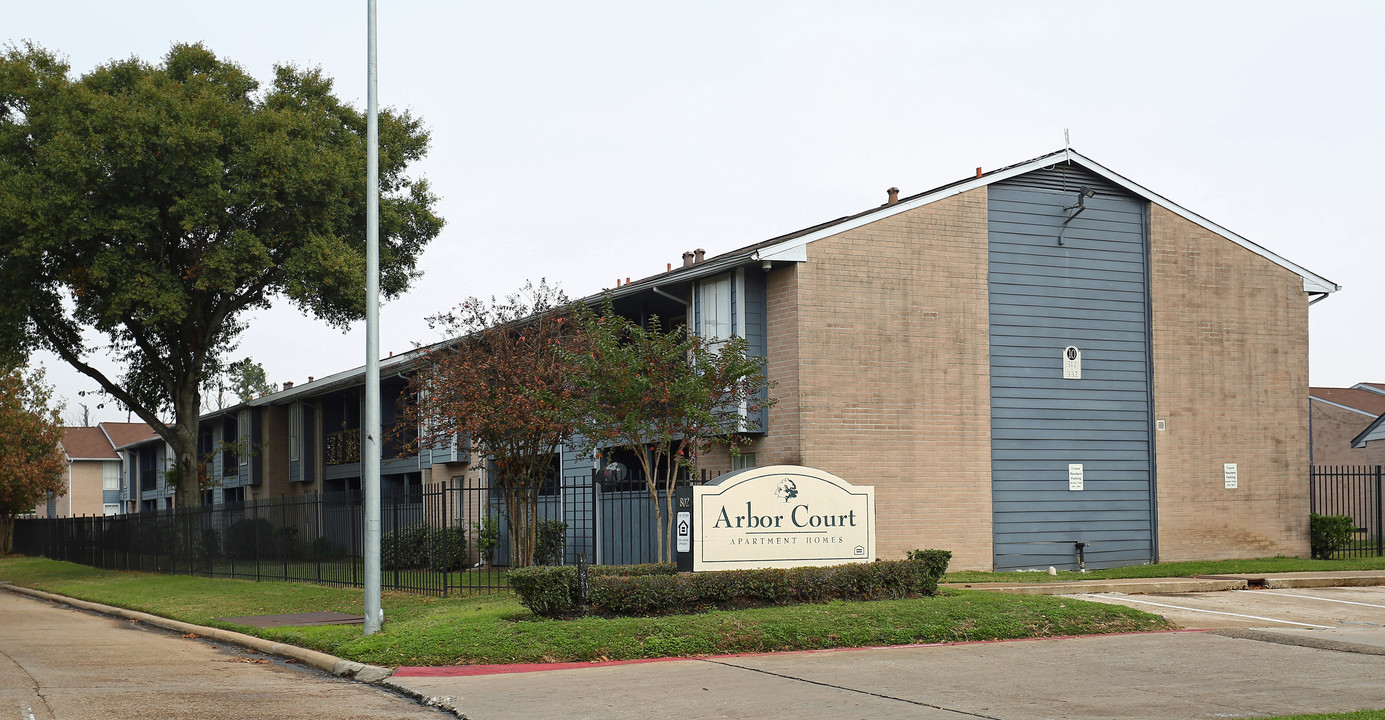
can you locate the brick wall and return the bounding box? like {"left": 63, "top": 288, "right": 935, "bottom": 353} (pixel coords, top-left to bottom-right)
{"left": 1149, "top": 204, "right": 1310, "bottom": 560}
{"left": 752, "top": 190, "right": 994, "bottom": 569}
{"left": 1311, "top": 399, "right": 1385, "bottom": 466}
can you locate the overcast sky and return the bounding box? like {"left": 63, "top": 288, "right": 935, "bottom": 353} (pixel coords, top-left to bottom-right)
{"left": 10, "top": 1, "right": 1383, "bottom": 425}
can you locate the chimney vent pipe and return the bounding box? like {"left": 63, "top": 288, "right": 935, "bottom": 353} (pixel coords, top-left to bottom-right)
{"left": 886, "top": 187, "right": 899, "bottom": 205}
{"left": 695, "top": 248, "right": 706, "bottom": 263}
{"left": 682, "top": 251, "right": 696, "bottom": 267}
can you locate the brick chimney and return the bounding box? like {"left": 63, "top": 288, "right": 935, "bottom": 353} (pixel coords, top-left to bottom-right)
{"left": 694, "top": 248, "right": 706, "bottom": 263}
{"left": 886, "top": 187, "right": 899, "bottom": 205}
{"left": 283, "top": 381, "right": 294, "bottom": 390}
{"left": 683, "top": 251, "right": 696, "bottom": 267}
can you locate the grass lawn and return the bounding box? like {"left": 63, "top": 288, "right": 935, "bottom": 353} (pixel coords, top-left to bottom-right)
{"left": 0, "top": 556, "right": 1171, "bottom": 667}
{"left": 944, "top": 555, "right": 1385, "bottom": 584}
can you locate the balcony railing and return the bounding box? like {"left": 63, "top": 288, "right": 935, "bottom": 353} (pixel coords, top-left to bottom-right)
{"left": 325, "top": 429, "right": 361, "bottom": 466}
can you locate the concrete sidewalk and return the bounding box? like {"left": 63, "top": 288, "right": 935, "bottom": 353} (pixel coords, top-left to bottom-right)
{"left": 385, "top": 631, "right": 1385, "bottom": 719}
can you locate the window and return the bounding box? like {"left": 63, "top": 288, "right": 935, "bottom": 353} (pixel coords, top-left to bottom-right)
{"left": 103, "top": 503, "right": 119, "bottom": 516}
{"left": 238, "top": 409, "right": 250, "bottom": 466}
{"left": 700, "top": 274, "right": 733, "bottom": 347}
{"left": 102, "top": 461, "right": 119, "bottom": 491}
{"left": 289, "top": 403, "right": 301, "bottom": 461}
{"left": 732, "top": 453, "right": 757, "bottom": 471}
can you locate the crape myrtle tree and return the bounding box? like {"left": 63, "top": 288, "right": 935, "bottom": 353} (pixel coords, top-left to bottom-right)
{"left": 402, "top": 281, "right": 583, "bottom": 567}
{"left": 0, "top": 365, "right": 66, "bottom": 554}
{"left": 568, "top": 304, "right": 773, "bottom": 563}
{"left": 0, "top": 43, "right": 443, "bottom": 510}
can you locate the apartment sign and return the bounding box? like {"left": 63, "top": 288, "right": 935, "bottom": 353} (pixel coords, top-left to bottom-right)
{"left": 691, "top": 465, "right": 875, "bottom": 571}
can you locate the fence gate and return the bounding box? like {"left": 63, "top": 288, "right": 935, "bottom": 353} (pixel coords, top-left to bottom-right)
{"left": 1310, "top": 465, "right": 1385, "bottom": 558}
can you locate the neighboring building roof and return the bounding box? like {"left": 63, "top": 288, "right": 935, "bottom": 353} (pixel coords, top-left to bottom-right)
{"left": 1357, "top": 382, "right": 1385, "bottom": 396}
{"left": 61, "top": 427, "right": 119, "bottom": 461}
{"left": 1353, "top": 412, "right": 1385, "bottom": 449}
{"left": 102, "top": 422, "right": 159, "bottom": 451}
{"left": 1311, "top": 387, "right": 1385, "bottom": 418}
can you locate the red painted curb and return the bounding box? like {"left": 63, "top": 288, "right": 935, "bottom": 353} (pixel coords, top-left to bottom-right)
{"left": 391, "top": 628, "right": 1207, "bottom": 677}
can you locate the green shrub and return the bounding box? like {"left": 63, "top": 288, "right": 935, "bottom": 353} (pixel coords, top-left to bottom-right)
{"left": 472, "top": 516, "right": 501, "bottom": 564}
{"left": 507, "top": 566, "right": 577, "bottom": 616}
{"left": 381, "top": 523, "right": 466, "bottom": 572}
{"left": 533, "top": 519, "right": 567, "bottom": 565}
{"left": 510, "top": 549, "right": 953, "bottom": 618}
{"left": 589, "top": 562, "right": 677, "bottom": 577}
{"left": 225, "top": 518, "right": 276, "bottom": 560}
{"left": 1310, "top": 513, "right": 1357, "bottom": 560}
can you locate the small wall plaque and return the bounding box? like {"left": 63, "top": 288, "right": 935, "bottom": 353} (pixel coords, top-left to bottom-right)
{"left": 1063, "top": 346, "right": 1082, "bottom": 380}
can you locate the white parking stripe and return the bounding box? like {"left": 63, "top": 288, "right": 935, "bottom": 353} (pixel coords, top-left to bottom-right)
{"left": 1075, "top": 594, "right": 1334, "bottom": 628}
{"left": 1241, "top": 589, "right": 1385, "bottom": 609}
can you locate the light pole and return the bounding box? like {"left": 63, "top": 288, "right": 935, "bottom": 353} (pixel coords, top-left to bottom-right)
{"left": 363, "top": 0, "right": 383, "bottom": 636}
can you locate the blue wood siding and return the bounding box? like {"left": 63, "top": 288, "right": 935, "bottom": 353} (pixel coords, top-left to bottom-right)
{"left": 742, "top": 269, "right": 769, "bottom": 432}
{"left": 988, "top": 166, "right": 1155, "bottom": 571}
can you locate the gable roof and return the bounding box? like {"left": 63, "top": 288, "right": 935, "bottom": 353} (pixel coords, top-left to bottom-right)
{"left": 241, "top": 148, "right": 1340, "bottom": 415}
{"left": 1311, "top": 387, "right": 1385, "bottom": 418}
{"left": 61, "top": 427, "right": 118, "bottom": 461}
{"left": 603, "top": 148, "right": 1340, "bottom": 300}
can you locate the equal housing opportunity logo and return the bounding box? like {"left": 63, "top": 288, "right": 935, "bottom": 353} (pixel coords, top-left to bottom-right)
{"left": 691, "top": 465, "right": 875, "bottom": 571}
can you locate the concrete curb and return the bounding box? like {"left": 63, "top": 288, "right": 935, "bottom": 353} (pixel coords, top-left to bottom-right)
{"left": 0, "top": 583, "right": 393, "bottom": 684}
{"left": 944, "top": 578, "right": 1249, "bottom": 596}
{"left": 943, "top": 572, "right": 1385, "bottom": 596}
{"left": 1212, "top": 627, "right": 1385, "bottom": 656}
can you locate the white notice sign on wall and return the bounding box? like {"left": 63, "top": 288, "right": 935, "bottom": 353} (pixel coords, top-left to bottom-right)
{"left": 1068, "top": 463, "right": 1084, "bottom": 491}
{"left": 1224, "top": 463, "right": 1238, "bottom": 489}
{"left": 676, "top": 511, "right": 691, "bottom": 552}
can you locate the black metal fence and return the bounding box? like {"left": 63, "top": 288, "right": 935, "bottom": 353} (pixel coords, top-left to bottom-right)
{"left": 1310, "top": 465, "right": 1384, "bottom": 558}
{"left": 12, "top": 482, "right": 677, "bottom": 595}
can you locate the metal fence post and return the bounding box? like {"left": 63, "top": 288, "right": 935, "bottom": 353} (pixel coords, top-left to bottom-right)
{"left": 1375, "top": 465, "right": 1383, "bottom": 558}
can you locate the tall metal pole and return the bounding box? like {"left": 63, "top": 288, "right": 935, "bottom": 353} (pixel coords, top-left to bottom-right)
{"left": 363, "top": 0, "right": 383, "bottom": 636}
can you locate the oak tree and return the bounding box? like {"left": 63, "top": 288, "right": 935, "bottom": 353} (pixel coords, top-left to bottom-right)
{"left": 0, "top": 43, "right": 443, "bottom": 510}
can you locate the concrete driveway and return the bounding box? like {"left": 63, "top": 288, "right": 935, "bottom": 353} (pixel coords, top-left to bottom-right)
{"left": 1075, "top": 586, "right": 1385, "bottom": 653}
{"left": 0, "top": 591, "right": 450, "bottom": 720}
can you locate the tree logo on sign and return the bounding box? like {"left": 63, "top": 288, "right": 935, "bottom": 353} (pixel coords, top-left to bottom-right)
{"left": 773, "top": 478, "right": 798, "bottom": 503}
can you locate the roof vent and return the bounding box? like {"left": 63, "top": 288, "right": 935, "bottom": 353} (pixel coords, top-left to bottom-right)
{"left": 886, "top": 187, "right": 899, "bottom": 206}
{"left": 307, "top": 376, "right": 314, "bottom": 383}
{"left": 283, "top": 381, "right": 294, "bottom": 390}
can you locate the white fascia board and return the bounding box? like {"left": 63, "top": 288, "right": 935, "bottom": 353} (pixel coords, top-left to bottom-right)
{"left": 1065, "top": 152, "right": 1340, "bottom": 295}
{"left": 1352, "top": 414, "right": 1385, "bottom": 448}
{"left": 752, "top": 244, "right": 808, "bottom": 263}
{"left": 1310, "top": 396, "right": 1380, "bottom": 418}
{"left": 749, "top": 149, "right": 1340, "bottom": 295}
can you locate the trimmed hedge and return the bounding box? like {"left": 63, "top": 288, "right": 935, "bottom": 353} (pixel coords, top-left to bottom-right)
{"left": 509, "top": 550, "right": 951, "bottom": 618}
{"left": 1310, "top": 513, "right": 1357, "bottom": 560}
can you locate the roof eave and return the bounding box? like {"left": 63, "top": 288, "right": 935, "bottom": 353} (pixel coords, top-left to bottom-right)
{"left": 747, "top": 148, "right": 1340, "bottom": 295}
